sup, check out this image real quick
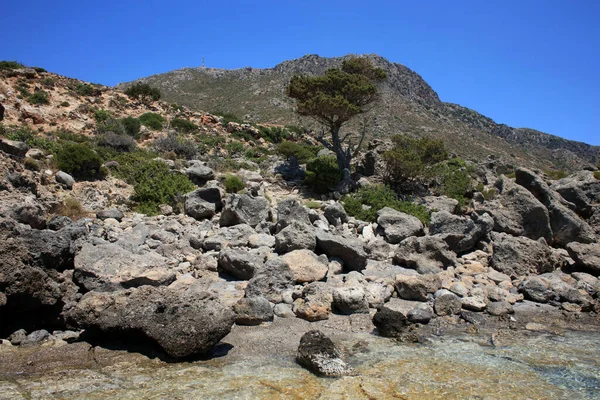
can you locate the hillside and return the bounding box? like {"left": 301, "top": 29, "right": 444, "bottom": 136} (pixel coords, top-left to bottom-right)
{"left": 121, "top": 54, "right": 599, "bottom": 171}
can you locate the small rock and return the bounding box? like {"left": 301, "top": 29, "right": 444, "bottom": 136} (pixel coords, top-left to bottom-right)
{"left": 434, "top": 293, "right": 463, "bottom": 316}
{"left": 96, "top": 208, "right": 124, "bottom": 222}
{"left": 55, "top": 171, "right": 75, "bottom": 189}
{"left": 9, "top": 329, "right": 27, "bottom": 345}
{"left": 296, "top": 330, "right": 355, "bottom": 377}
{"left": 232, "top": 297, "right": 274, "bottom": 325}
{"left": 487, "top": 301, "right": 514, "bottom": 316}
{"left": 273, "top": 303, "right": 295, "bottom": 318}
{"left": 407, "top": 308, "right": 433, "bottom": 324}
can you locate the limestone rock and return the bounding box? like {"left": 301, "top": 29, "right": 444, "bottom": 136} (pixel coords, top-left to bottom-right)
{"left": 281, "top": 249, "right": 328, "bottom": 283}
{"left": 377, "top": 207, "right": 424, "bottom": 244}
{"left": 296, "top": 330, "right": 354, "bottom": 377}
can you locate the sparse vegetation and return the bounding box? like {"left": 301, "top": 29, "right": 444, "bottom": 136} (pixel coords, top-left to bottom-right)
{"left": 120, "top": 116, "right": 141, "bottom": 138}
{"left": 544, "top": 169, "right": 568, "bottom": 180}
{"left": 224, "top": 174, "right": 245, "bottom": 193}
{"left": 124, "top": 83, "right": 161, "bottom": 103}
{"left": 383, "top": 135, "right": 448, "bottom": 184}
{"left": 24, "top": 157, "right": 41, "bottom": 171}
{"left": 57, "top": 196, "right": 87, "bottom": 220}
{"left": 28, "top": 90, "right": 50, "bottom": 105}
{"left": 154, "top": 132, "right": 197, "bottom": 159}
{"left": 430, "top": 158, "right": 474, "bottom": 206}
{"left": 170, "top": 118, "right": 198, "bottom": 133}
{"left": 72, "top": 83, "right": 96, "bottom": 97}
{"left": 0, "top": 61, "right": 24, "bottom": 71}
{"left": 304, "top": 155, "right": 341, "bottom": 193}
{"left": 594, "top": 171, "right": 600, "bottom": 180}
{"left": 56, "top": 142, "right": 104, "bottom": 179}
{"left": 139, "top": 112, "right": 165, "bottom": 130}
{"left": 211, "top": 111, "right": 244, "bottom": 126}
{"left": 225, "top": 140, "right": 244, "bottom": 156}
{"left": 305, "top": 201, "right": 321, "bottom": 209}
{"left": 276, "top": 140, "right": 319, "bottom": 164}
{"left": 98, "top": 132, "right": 136, "bottom": 152}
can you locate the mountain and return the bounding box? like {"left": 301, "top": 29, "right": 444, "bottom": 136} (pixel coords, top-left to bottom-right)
{"left": 119, "top": 54, "right": 599, "bottom": 171}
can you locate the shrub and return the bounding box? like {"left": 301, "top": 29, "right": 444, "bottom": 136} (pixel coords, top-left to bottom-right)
{"left": 197, "top": 134, "right": 226, "bottom": 154}
{"left": 98, "top": 132, "right": 136, "bottom": 152}
{"left": 224, "top": 174, "right": 245, "bottom": 193}
{"left": 28, "top": 90, "right": 50, "bottom": 105}
{"left": 211, "top": 111, "right": 244, "bottom": 126}
{"left": 55, "top": 129, "right": 89, "bottom": 143}
{"left": 225, "top": 140, "right": 244, "bottom": 156}
{"left": 244, "top": 146, "right": 271, "bottom": 162}
{"left": 276, "top": 140, "right": 319, "bottom": 164}
{"left": 124, "top": 83, "right": 161, "bottom": 103}
{"left": 0, "top": 61, "right": 24, "bottom": 71}
{"left": 120, "top": 117, "right": 141, "bottom": 138}
{"left": 304, "top": 155, "right": 341, "bottom": 193}
{"left": 383, "top": 135, "right": 448, "bottom": 185}
{"left": 139, "top": 112, "right": 165, "bottom": 130}
{"left": 96, "top": 114, "right": 126, "bottom": 136}
{"left": 4, "top": 125, "right": 35, "bottom": 142}
{"left": 24, "top": 157, "right": 41, "bottom": 171}
{"left": 475, "top": 183, "right": 497, "bottom": 201}
{"left": 430, "top": 158, "right": 474, "bottom": 205}
{"left": 171, "top": 118, "right": 198, "bottom": 133}
{"left": 154, "top": 133, "right": 197, "bottom": 159}
{"left": 60, "top": 101, "right": 70, "bottom": 107}
{"left": 94, "top": 109, "right": 112, "bottom": 123}
{"left": 57, "top": 196, "right": 87, "bottom": 220}
{"left": 56, "top": 142, "right": 104, "bottom": 179}
{"left": 305, "top": 201, "right": 321, "bottom": 209}
{"left": 544, "top": 169, "right": 568, "bottom": 180}
{"left": 594, "top": 171, "right": 600, "bottom": 180}
{"left": 72, "top": 83, "right": 96, "bottom": 96}
{"left": 343, "top": 184, "right": 430, "bottom": 224}
{"left": 256, "top": 125, "right": 288, "bottom": 143}
{"left": 208, "top": 157, "right": 257, "bottom": 173}
{"left": 41, "top": 77, "right": 55, "bottom": 88}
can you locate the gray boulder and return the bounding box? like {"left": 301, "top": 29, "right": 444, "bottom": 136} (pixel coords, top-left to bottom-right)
{"left": 490, "top": 232, "right": 561, "bottom": 277}
{"left": 376, "top": 207, "right": 424, "bottom": 244}
{"left": 245, "top": 258, "right": 294, "bottom": 303}
{"left": 0, "top": 138, "right": 28, "bottom": 157}
{"left": 323, "top": 203, "right": 349, "bottom": 226}
{"left": 293, "top": 282, "right": 333, "bottom": 321}
{"left": 332, "top": 286, "right": 369, "bottom": 314}
{"left": 55, "top": 171, "right": 75, "bottom": 189}
{"left": 185, "top": 187, "right": 222, "bottom": 220}
{"left": 185, "top": 162, "right": 215, "bottom": 185}
{"left": 395, "top": 273, "right": 442, "bottom": 301}
{"left": 296, "top": 330, "right": 354, "bottom": 377}
{"left": 203, "top": 224, "right": 256, "bottom": 251}
{"left": 429, "top": 211, "right": 494, "bottom": 253}
{"left": 553, "top": 170, "right": 600, "bottom": 218}
{"left": 434, "top": 293, "right": 463, "bottom": 316}
{"left": 220, "top": 193, "right": 270, "bottom": 228}
{"left": 315, "top": 230, "right": 368, "bottom": 271}
{"left": 566, "top": 242, "right": 600, "bottom": 276}
{"left": 232, "top": 297, "right": 274, "bottom": 325}
{"left": 393, "top": 235, "right": 457, "bottom": 274}
{"left": 274, "top": 221, "right": 316, "bottom": 253}
{"left": 218, "top": 247, "right": 265, "bottom": 280}
{"left": 519, "top": 276, "right": 555, "bottom": 303}
{"left": 275, "top": 198, "right": 311, "bottom": 232}
{"left": 65, "top": 286, "right": 235, "bottom": 359}
{"left": 96, "top": 208, "right": 124, "bottom": 221}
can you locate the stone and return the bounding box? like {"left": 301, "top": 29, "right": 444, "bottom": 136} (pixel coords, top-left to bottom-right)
{"left": 25, "top": 148, "right": 45, "bottom": 159}
{"left": 65, "top": 286, "right": 235, "bottom": 359}
{"left": 275, "top": 198, "right": 311, "bottom": 232}
{"left": 296, "top": 330, "right": 354, "bottom": 377}
{"left": 490, "top": 233, "right": 561, "bottom": 277}
{"left": 323, "top": 203, "right": 349, "bottom": 226}
{"left": 232, "top": 297, "right": 274, "bottom": 325}
{"left": 365, "top": 238, "right": 394, "bottom": 261}
{"left": 487, "top": 269, "right": 511, "bottom": 284}
{"left": 12, "top": 197, "right": 46, "bottom": 229}
{"left": 47, "top": 215, "right": 72, "bottom": 231}
{"left": 376, "top": 207, "right": 424, "bottom": 244}
{"left": 96, "top": 208, "right": 124, "bottom": 222}
{"left": 203, "top": 224, "right": 256, "bottom": 251}
{"left": 281, "top": 249, "right": 328, "bottom": 283}
{"left": 0, "top": 138, "right": 28, "bottom": 157}
{"left": 185, "top": 162, "right": 215, "bottom": 184}
{"left": 55, "top": 171, "right": 75, "bottom": 189}
{"left": 553, "top": 170, "right": 600, "bottom": 218}
{"left": 248, "top": 233, "right": 276, "bottom": 248}
{"left": 520, "top": 277, "right": 555, "bottom": 303}
{"left": 218, "top": 248, "right": 265, "bottom": 280}
{"left": 185, "top": 187, "right": 222, "bottom": 220}
{"left": 315, "top": 230, "right": 368, "bottom": 271}
{"left": 434, "top": 293, "right": 463, "bottom": 316}
{"left": 293, "top": 282, "right": 333, "bottom": 321}
{"left": 566, "top": 242, "right": 600, "bottom": 276}
{"left": 220, "top": 193, "right": 270, "bottom": 228}
{"left": 274, "top": 221, "right": 316, "bottom": 253}
{"left": 332, "top": 286, "right": 369, "bottom": 314}
{"left": 73, "top": 242, "right": 175, "bottom": 291}
{"left": 273, "top": 303, "right": 295, "bottom": 318}
{"left": 21, "top": 329, "right": 50, "bottom": 345}
{"left": 461, "top": 296, "right": 488, "bottom": 311}
{"left": 245, "top": 258, "right": 294, "bottom": 303}
{"left": 395, "top": 274, "right": 442, "bottom": 301}
{"left": 487, "top": 301, "right": 514, "bottom": 316}
{"left": 429, "top": 211, "right": 494, "bottom": 253}
{"left": 407, "top": 308, "right": 433, "bottom": 324}
{"left": 372, "top": 305, "right": 410, "bottom": 338}
{"left": 449, "top": 282, "right": 469, "bottom": 297}
{"left": 9, "top": 329, "right": 27, "bottom": 345}
{"left": 422, "top": 196, "right": 459, "bottom": 214}
{"left": 393, "top": 235, "right": 457, "bottom": 274}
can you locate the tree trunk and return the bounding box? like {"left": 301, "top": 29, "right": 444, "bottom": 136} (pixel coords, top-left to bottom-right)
{"left": 331, "top": 124, "right": 350, "bottom": 173}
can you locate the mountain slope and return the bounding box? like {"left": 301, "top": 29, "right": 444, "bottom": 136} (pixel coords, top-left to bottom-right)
{"left": 120, "top": 54, "right": 599, "bottom": 171}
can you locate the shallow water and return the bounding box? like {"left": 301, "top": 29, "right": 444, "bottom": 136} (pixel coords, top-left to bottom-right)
{"left": 1, "top": 330, "right": 599, "bottom": 399}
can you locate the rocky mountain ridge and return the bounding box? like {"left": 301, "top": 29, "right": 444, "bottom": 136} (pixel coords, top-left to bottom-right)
{"left": 124, "top": 54, "right": 599, "bottom": 171}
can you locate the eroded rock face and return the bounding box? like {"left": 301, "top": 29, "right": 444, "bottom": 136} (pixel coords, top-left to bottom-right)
{"left": 65, "top": 286, "right": 235, "bottom": 359}
{"left": 315, "top": 230, "right": 367, "bottom": 271}
{"left": 220, "top": 193, "right": 270, "bottom": 228}
{"left": 490, "top": 233, "right": 561, "bottom": 277}
{"left": 296, "top": 330, "right": 354, "bottom": 377}
{"left": 377, "top": 207, "right": 425, "bottom": 244}
{"left": 393, "top": 235, "right": 457, "bottom": 274}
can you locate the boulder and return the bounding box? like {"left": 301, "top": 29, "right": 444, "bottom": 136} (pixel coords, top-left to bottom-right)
{"left": 217, "top": 247, "right": 265, "bottom": 280}
{"left": 275, "top": 198, "right": 311, "bottom": 232}
{"left": 274, "top": 221, "right": 316, "bottom": 253}
{"left": 566, "top": 242, "right": 600, "bottom": 276}
{"left": 296, "top": 330, "right": 354, "bottom": 377}
{"left": 55, "top": 171, "right": 75, "bottom": 189}
{"left": 96, "top": 208, "right": 124, "bottom": 222}
{"left": 232, "top": 297, "right": 273, "bottom": 325}
{"left": 293, "top": 282, "right": 333, "bottom": 321}
{"left": 372, "top": 304, "right": 410, "bottom": 338}
{"left": 487, "top": 301, "right": 514, "bottom": 316}
{"left": 429, "top": 211, "right": 494, "bottom": 253}
{"left": 553, "top": 171, "right": 600, "bottom": 218}
{"left": 65, "top": 286, "right": 235, "bottom": 359}
{"left": 220, "top": 193, "right": 270, "bottom": 228}
{"left": 73, "top": 242, "right": 175, "bottom": 291}
{"left": 0, "top": 138, "right": 28, "bottom": 157}
{"left": 203, "top": 224, "right": 256, "bottom": 251}
{"left": 185, "top": 162, "right": 215, "bottom": 185}
{"left": 281, "top": 249, "right": 328, "bottom": 283}
{"left": 395, "top": 274, "right": 442, "bottom": 301}
{"left": 315, "top": 230, "right": 368, "bottom": 271}
{"left": 393, "top": 235, "right": 457, "bottom": 274}
{"left": 12, "top": 197, "right": 46, "bottom": 229}
{"left": 185, "top": 187, "right": 222, "bottom": 220}
{"left": 332, "top": 286, "right": 369, "bottom": 314}
{"left": 20, "top": 221, "right": 88, "bottom": 269}
{"left": 519, "top": 276, "right": 555, "bottom": 303}
{"left": 407, "top": 308, "right": 433, "bottom": 324}
{"left": 490, "top": 233, "right": 561, "bottom": 277}
{"left": 323, "top": 203, "right": 349, "bottom": 226}
{"left": 47, "top": 215, "right": 72, "bottom": 231}
{"left": 245, "top": 258, "right": 294, "bottom": 303}
{"left": 422, "top": 196, "right": 459, "bottom": 214}
{"left": 376, "top": 207, "right": 424, "bottom": 244}
{"left": 434, "top": 293, "right": 463, "bottom": 316}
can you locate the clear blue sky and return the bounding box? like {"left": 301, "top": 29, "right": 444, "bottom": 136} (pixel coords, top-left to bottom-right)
{"left": 2, "top": 0, "right": 599, "bottom": 145}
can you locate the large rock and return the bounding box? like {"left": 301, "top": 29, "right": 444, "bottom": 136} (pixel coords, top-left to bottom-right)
{"left": 515, "top": 167, "right": 596, "bottom": 246}
{"left": 553, "top": 170, "right": 600, "bottom": 218}
{"left": 323, "top": 203, "right": 349, "bottom": 227}
{"left": 73, "top": 242, "right": 176, "bottom": 291}
{"left": 376, "top": 207, "right": 424, "bottom": 244}
{"left": 332, "top": 285, "right": 369, "bottom": 314}
{"left": 0, "top": 138, "right": 28, "bottom": 157}
{"left": 245, "top": 258, "right": 294, "bottom": 303}
{"left": 293, "top": 282, "right": 333, "bottom": 321}
{"left": 395, "top": 274, "right": 442, "bottom": 301}
{"left": 434, "top": 293, "right": 463, "bottom": 316}
{"left": 372, "top": 303, "right": 410, "bottom": 338}
{"left": 477, "top": 176, "right": 552, "bottom": 241}
{"left": 65, "top": 286, "right": 235, "bottom": 359}
{"left": 185, "top": 162, "right": 215, "bottom": 185}
{"left": 275, "top": 198, "right": 311, "bottom": 232}
{"left": 315, "top": 230, "right": 368, "bottom": 271}
{"left": 274, "top": 221, "right": 316, "bottom": 253}
{"left": 490, "top": 232, "right": 560, "bottom": 277}
{"left": 429, "top": 211, "right": 494, "bottom": 253}
{"left": 220, "top": 193, "right": 270, "bottom": 228}
{"left": 203, "top": 224, "right": 256, "bottom": 251}
{"left": 281, "top": 249, "right": 328, "bottom": 283}
{"left": 232, "top": 296, "right": 273, "bottom": 325}
{"left": 566, "top": 242, "right": 600, "bottom": 276}
{"left": 296, "top": 330, "right": 354, "bottom": 377}
{"left": 217, "top": 247, "right": 265, "bottom": 280}
{"left": 96, "top": 208, "right": 124, "bottom": 221}
{"left": 393, "top": 235, "right": 457, "bottom": 274}
{"left": 55, "top": 171, "right": 75, "bottom": 189}
{"left": 185, "top": 187, "right": 222, "bottom": 220}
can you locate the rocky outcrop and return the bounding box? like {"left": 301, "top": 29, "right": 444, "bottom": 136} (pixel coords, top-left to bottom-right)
{"left": 274, "top": 221, "right": 316, "bottom": 253}
{"left": 65, "top": 286, "right": 235, "bottom": 358}
{"left": 220, "top": 193, "right": 270, "bottom": 228}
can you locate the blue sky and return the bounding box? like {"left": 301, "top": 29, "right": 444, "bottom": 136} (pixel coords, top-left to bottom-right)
{"left": 2, "top": 1, "right": 599, "bottom": 145}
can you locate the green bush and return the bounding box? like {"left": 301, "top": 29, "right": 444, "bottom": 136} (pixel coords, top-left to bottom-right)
{"left": 56, "top": 142, "right": 104, "bottom": 179}
{"left": 171, "top": 118, "right": 198, "bottom": 133}
{"left": 211, "top": 111, "right": 244, "bottom": 126}
{"left": 544, "top": 169, "right": 568, "bottom": 180}
{"left": 139, "top": 112, "right": 165, "bottom": 130}
{"left": 225, "top": 140, "right": 244, "bottom": 156}
{"left": 41, "top": 77, "right": 55, "bottom": 88}
{"left": 304, "top": 155, "right": 341, "bottom": 193}
{"left": 244, "top": 146, "right": 271, "bottom": 162}
{"left": 98, "top": 132, "right": 136, "bottom": 152}
{"left": 94, "top": 109, "right": 112, "bottom": 123}
{"left": 594, "top": 171, "right": 600, "bottom": 180}
{"left": 276, "top": 140, "right": 319, "bottom": 164}
{"left": 72, "top": 83, "right": 96, "bottom": 96}
{"left": 256, "top": 125, "right": 288, "bottom": 143}
{"left": 4, "top": 125, "right": 35, "bottom": 142}
{"left": 197, "top": 134, "right": 227, "bottom": 154}
{"left": 0, "top": 61, "right": 24, "bottom": 71}
{"left": 60, "top": 101, "right": 70, "bottom": 107}
{"left": 124, "top": 83, "right": 161, "bottom": 103}
{"left": 28, "top": 90, "right": 50, "bottom": 105}
{"left": 430, "top": 158, "right": 474, "bottom": 205}
{"left": 95, "top": 111, "right": 126, "bottom": 135}
{"left": 55, "top": 129, "right": 89, "bottom": 143}
{"left": 343, "top": 184, "right": 430, "bottom": 224}
{"left": 154, "top": 133, "right": 197, "bottom": 159}
{"left": 383, "top": 135, "right": 448, "bottom": 184}
{"left": 24, "top": 157, "right": 41, "bottom": 171}
{"left": 120, "top": 117, "right": 141, "bottom": 138}
{"left": 224, "top": 174, "right": 245, "bottom": 193}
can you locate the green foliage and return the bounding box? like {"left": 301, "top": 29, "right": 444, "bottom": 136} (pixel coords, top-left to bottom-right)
{"left": 197, "top": 134, "right": 226, "bottom": 154}
{"left": 208, "top": 157, "right": 257, "bottom": 173}
{"left": 544, "top": 169, "right": 568, "bottom": 180}
{"left": 60, "top": 101, "right": 70, "bottom": 107}
{"left": 276, "top": 140, "right": 319, "bottom": 164}
{"left": 4, "top": 125, "right": 35, "bottom": 142}
{"left": 94, "top": 110, "right": 127, "bottom": 136}
{"left": 72, "top": 83, "right": 96, "bottom": 96}
{"left": 171, "top": 118, "right": 198, "bottom": 133}
{"left": 120, "top": 116, "right": 141, "bottom": 138}
{"left": 255, "top": 125, "right": 288, "bottom": 143}
{"left": 430, "top": 158, "right": 474, "bottom": 205}
{"left": 56, "top": 142, "right": 104, "bottom": 179}
{"left": 225, "top": 140, "right": 244, "bottom": 156}
{"left": 211, "top": 111, "right": 244, "bottom": 126}
{"left": 305, "top": 201, "right": 321, "bottom": 210}
{"left": 343, "top": 184, "right": 430, "bottom": 224}
{"left": 0, "top": 61, "right": 24, "bottom": 70}
{"left": 383, "top": 135, "right": 448, "bottom": 184}
{"left": 40, "top": 77, "right": 55, "bottom": 88}
{"left": 154, "top": 133, "right": 197, "bottom": 159}
{"left": 304, "top": 155, "right": 341, "bottom": 193}
{"left": 475, "top": 183, "right": 497, "bottom": 201}
{"left": 594, "top": 171, "right": 600, "bottom": 180}
{"left": 244, "top": 146, "right": 271, "bottom": 162}
{"left": 224, "top": 174, "right": 245, "bottom": 193}
{"left": 28, "top": 90, "right": 50, "bottom": 105}
{"left": 94, "top": 109, "right": 112, "bottom": 123}
{"left": 139, "top": 112, "right": 165, "bottom": 130}
{"left": 124, "top": 83, "right": 161, "bottom": 103}
{"left": 98, "top": 132, "right": 136, "bottom": 152}
{"left": 55, "top": 129, "right": 89, "bottom": 143}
